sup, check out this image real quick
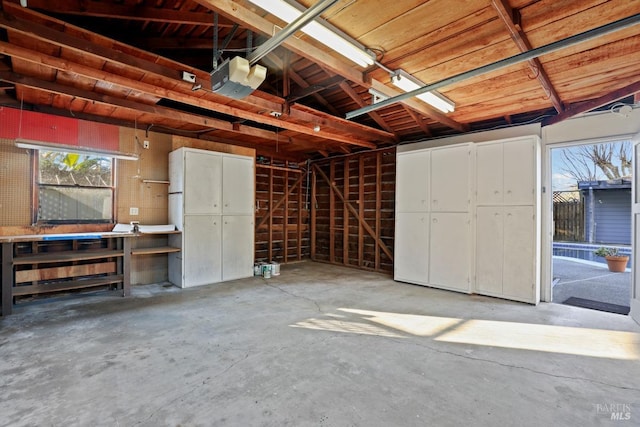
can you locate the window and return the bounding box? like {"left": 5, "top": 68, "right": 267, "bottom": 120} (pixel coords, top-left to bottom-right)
{"left": 36, "top": 150, "right": 114, "bottom": 223}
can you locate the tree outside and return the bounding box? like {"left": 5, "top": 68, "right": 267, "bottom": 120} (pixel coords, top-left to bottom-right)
{"left": 39, "top": 151, "right": 112, "bottom": 186}
{"left": 552, "top": 141, "right": 631, "bottom": 191}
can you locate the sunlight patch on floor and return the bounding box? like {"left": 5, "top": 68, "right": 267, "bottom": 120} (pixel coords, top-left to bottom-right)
{"left": 291, "top": 308, "right": 640, "bottom": 360}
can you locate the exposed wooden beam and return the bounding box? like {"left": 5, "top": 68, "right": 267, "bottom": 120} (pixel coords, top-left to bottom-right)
{"left": 542, "top": 80, "right": 640, "bottom": 126}
{"left": 286, "top": 75, "right": 344, "bottom": 103}
{"left": 403, "top": 106, "right": 432, "bottom": 137}
{"left": 0, "top": 71, "right": 286, "bottom": 140}
{"left": 289, "top": 104, "right": 392, "bottom": 144}
{"left": 265, "top": 53, "right": 342, "bottom": 116}
{"left": 0, "top": 34, "right": 375, "bottom": 148}
{"left": 21, "top": 0, "right": 230, "bottom": 26}
{"left": 129, "top": 38, "right": 245, "bottom": 51}
{"left": 491, "top": 0, "right": 564, "bottom": 113}
{"left": 339, "top": 81, "right": 398, "bottom": 136}
{"left": 0, "top": 7, "right": 383, "bottom": 149}
{"left": 193, "top": 0, "right": 467, "bottom": 132}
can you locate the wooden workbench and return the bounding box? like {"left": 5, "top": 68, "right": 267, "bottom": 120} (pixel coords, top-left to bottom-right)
{"left": 0, "top": 232, "right": 135, "bottom": 316}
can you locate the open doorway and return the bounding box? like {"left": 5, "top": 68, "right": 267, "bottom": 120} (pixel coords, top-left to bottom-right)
{"left": 551, "top": 140, "right": 632, "bottom": 315}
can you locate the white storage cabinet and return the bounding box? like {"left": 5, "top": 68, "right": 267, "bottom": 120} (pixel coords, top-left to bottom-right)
{"left": 168, "top": 147, "right": 255, "bottom": 288}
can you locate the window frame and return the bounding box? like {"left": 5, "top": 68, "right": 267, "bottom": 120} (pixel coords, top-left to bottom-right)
{"left": 32, "top": 149, "right": 117, "bottom": 225}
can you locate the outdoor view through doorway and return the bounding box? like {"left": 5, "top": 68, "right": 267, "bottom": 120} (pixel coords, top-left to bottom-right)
{"left": 551, "top": 140, "right": 632, "bottom": 315}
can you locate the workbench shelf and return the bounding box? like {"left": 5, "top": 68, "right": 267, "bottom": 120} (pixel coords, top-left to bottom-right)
{"left": 1, "top": 232, "right": 132, "bottom": 316}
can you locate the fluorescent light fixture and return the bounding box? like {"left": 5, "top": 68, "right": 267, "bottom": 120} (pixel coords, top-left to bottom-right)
{"left": 247, "top": 0, "right": 374, "bottom": 67}
{"left": 391, "top": 70, "right": 455, "bottom": 113}
{"left": 15, "top": 139, "right": 139, "bottom": 161}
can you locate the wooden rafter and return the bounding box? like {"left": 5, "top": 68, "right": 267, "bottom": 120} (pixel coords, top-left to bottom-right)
{"left": 19, "top": 0, "right": 230, "bottom": 26}
{"left": 0, "top": 71, "right": 286, "bottom": 138}
{"left": 339, "top": 81, "right": 398, "bottom": 136}
{"left": 286, "top": 75, "right": 344, "bottom": 103}
{"left": 491, "top": 0, "right": 564, "bottom": 113}
{"left": 542, "top": 80, "right": 640, "bottom": 126}
{"left": 0, "top": 17, "right": 380, "bottom": 149}
{"left": 193, "top": 0, "right": 467, "bottom": 133}
{"left": 263, "top": 53, "right": 342, "bottom": 116}
{"left": 403, "top": 106, "right": 432, "bottom": 137}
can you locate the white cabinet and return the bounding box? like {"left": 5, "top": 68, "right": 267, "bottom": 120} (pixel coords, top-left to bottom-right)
{"left": 429, "top": 212, "right": 472, "bottom": 292}
{"left": 184, "top": 151, "right": 222, "bottom": 215}
{"left": 394, "top": 212, "right": 430, "bottom": 285}
{"left": 222, "top": 215, "right": 254, "bottom": 281}
{"left": 430, "top": 144, "right": 470, "bottom": 212}
{"left": 394, "top": 143, "right": 472, "bottom": 293}
{"left": 169, "top": 147, "right": 255, "bottom": 288}
{"left": 476, "top": 137, "right": 536, "bottom": 206}
{"left": 395, "top": 136, "right": 540, "bottom": 305}
{"left": 222, "top": 156, "right": 255, "bottom": 215}
{"left": 474, "top": 136, "right": 540, "bottom": 304}
{"left": 476, "top": 206, "right": 537, "bottom": 303}
{"left": 396, "top": 149, "right": 429, "bottom": 213}
{"left": 182, "top": 215, "right": 222, "bottom": 287}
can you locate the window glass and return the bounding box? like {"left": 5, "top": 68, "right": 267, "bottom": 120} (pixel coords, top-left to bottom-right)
{"left": 37, "top": 151, "right": 114, "bottom": 223}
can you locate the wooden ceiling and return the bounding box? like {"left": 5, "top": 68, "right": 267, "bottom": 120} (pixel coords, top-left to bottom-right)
{"left": 0, "top": 0, "right": 639, "bottom": 160}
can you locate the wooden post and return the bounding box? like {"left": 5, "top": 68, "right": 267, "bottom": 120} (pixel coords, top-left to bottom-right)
{"left": 329, "top": 161, "right": 335, "bottom": 263}
{"left": 358, "top": 156, "right": 364, "bottom": 267}
{"left": 297, "top": 173, "right": 303, "bottom": 261}
{"left": 268, "top": 163, "right": 274, "bottom": 261}
{"left": 343, "top": 158, "right": 350, "bottom": 266}
{"left": 310, "top": 168, "right": 317, "bottom": 260}
{"left": 122, "top": 237, "right": 131, "bottom": 297}
{"left": 2, "top": 242, "right": 13, "bottom": 316}
{"left": 375, "top": 152, "right": 382, "bottom": 270}
{"left": 284, "top": 169, "right": 289, "bottom": 263}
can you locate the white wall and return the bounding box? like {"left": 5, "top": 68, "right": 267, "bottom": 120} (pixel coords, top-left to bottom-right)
{"left": 543, "top": 108, "right": 640, "bottom": 145}
{"left": 397, "top": 123, "right": 541, "bottom": 153}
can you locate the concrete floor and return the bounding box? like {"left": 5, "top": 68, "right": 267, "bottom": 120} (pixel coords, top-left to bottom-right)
{"left": 553, "top": 257, "right": 631, "bottom": 307}
{"left": 1, "top": 261, "right": 639, "bottom": 427}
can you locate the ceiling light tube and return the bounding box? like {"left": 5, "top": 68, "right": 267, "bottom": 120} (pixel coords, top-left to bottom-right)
{"left": 247, "top": 0, "right": 374, "bottom": 67}
{"left": 15, "top": 139, "right": 139, "bottom": 161}
{"left": 391, "top": 70, "right": 455, "bottom": 113}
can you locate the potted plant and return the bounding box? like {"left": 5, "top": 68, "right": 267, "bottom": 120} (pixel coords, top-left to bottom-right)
{"left": 594, "top": 247, "right": 629, "bottom": 272}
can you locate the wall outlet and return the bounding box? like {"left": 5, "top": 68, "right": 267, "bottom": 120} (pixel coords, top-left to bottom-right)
{"left": 130, "top": 207, "right": 139, "bottom": 216}
{"left": 143, "top": 140, "right": 150, "bottom": 149}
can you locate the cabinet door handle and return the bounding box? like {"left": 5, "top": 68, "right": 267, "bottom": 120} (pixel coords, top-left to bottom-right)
{"left": 494, "top": 190, "right": 499, "bottom": 194}
{"left": 432, "top": 218, "right": 438, "bottom": 223}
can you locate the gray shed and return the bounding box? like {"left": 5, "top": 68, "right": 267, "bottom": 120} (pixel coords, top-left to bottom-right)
{"left": 578, "top": 179, "right": 632, "bottom": 245}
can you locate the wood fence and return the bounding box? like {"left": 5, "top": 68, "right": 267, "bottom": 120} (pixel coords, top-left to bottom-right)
{"left": 553, "top": 191, "right": 584, "bottom": 242}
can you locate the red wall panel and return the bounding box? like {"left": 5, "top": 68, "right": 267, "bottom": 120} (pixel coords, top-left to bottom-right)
{"left": 0, "top": 107, "right": 118, "bottom": 150}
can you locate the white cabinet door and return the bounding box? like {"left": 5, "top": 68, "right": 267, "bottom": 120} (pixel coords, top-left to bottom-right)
{"left": 184, "top": 151, "right": 222, "bottom": 215}
{"left": 394, "top": 212, "right": 429, "bottom": 285}
{"left": 431, "top": 144, "right": 470, "bottom": 212}
{"left": 183, "top": 215, "right": 222, "bottom": 287}
{"left": 222, "top": 215, "right": 254, "bottom": 281}
{"left": 503, "top": 138, "right": 535, "bottom": 205}
{"left": 168, "top": 193, "right": 183, "bottom": 231}
{"left": 503, "top": 206, "right": 538, "bottom": 303}
{"left": 396, "top": 150, "right": 430, "bottom": 213}
{"left": 476, "top": 142, "right": 503, "bottom": 205}
{"left": 429, "top": 212, "right": 471, "bottom": 292}
{"left": 222, "top": 156, "right": 255, "bottom": 215}
{"left": 168, "top": 148, "right": 184, "bottom": 194}
{"left": 476, "top": 207, "right": 504, "bottom": 295}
